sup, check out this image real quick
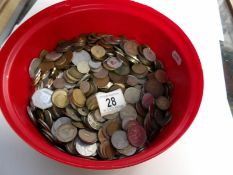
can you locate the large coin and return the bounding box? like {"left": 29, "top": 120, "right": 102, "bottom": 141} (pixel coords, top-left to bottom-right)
{"left": 75, "top": 137, "right": 97, "bottom": 157}
{"left": 124, "top": 87, "right": 141, "bottom": 104}
{"left": 111, "top": 130, "right": 129, "bottom": 149}
{"left": 32, "top": 88, "right": 53, "bottom": 110}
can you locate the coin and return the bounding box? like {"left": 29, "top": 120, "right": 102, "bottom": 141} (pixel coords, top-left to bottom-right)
{"left": 126, "top": 75, "right": 139, "bottom": 86}
{"left": 41, "top": 128, "right": 56, "bottom": 143}
{"left": 93, "top": 76, "right": 110, "bottom": 88}
{"left": 32, "top": 88, "right": 53, "bottom": 110}
{"left": 141, "top": 93, "right": 154, "bottom": 109}
{"left": 111, "top": 130, "right": 129, "bottom": 149}
{"left": 80, "top": 81, "right": 91, "bottom": 94}
{"left": 120, "top": 104, "right": 137, "bottom": 120}
{"left": 143, "top": 47, "right": 156, "bottom": 62}
{"left": 75, "top": 137, "right": 97, "bottom": 157}
{"left": 91, "top": 45, "right": 106, "bottom": 60}
{"left": 144, "top": 78, "right": 164, "bottom": 97}
{"left": 103, "top": 112, "right": 119, "bottom": 120}
{"left": 105, "top": 119, "right": 121, "bottom": 136}
{"left": 98, "top": 128, "right": 108, "bottom": 143}
{"left": 155, "top": 96, "right": 170, "bottom": 110}
{"left": 117, "top": 144, "right": 137, "bottom": 156}
{"left": 52, "top": 89, "right": 69, "bottom": 108}
{"left": 127, "top": 121, "right": 147, "bottom": 147}
{"left": 132, "top": 63, "right": 148, "bottom": 75}
{"left": 124, "top": 87, "right": 141, "bottom": 104}
{"left": 65, "top": 106, "right": 81, "bottom": 121}
{"left": 99, "top": 140, "right": 116, "bottom": 159}
{"left": 87, "top": 112, "right": 102, "bottom": 130}
{"left": 77, "top": 61, "right": 90, "bottom": 74}
{"left": 93, "top": 109, "right": 106, "bottom": 122}
{"left": 106, "top": 56, "right": 123, "bottom": 69}
{"left": 72, "top": 89, "right": 86, "bottom": 107}
{"left": 65, "top": 140, "right": 78, "bottom": 155}
{"left": 45, "top": 51, "right": 62, "bottom": 61}
{"left": 53, "top": 78, "right": 65, "bottom": 89}
{"left": 89, "top": 59, "right": 102, "bottom": 69}
{"left": 78, "top": 129, "right": 98, "bottom": 144}
{"left": 114, "top": 63, "right": 130, "bottom": 76}
{"left": 29, "top": 58, "right": 42, "bottom": 79}
{"left": 93, "top": 68, "right": 108, "bottom": 79}
{"left": 154, "top": 69, "right": 168, "bottom": 83}
{"left": 27, "top": 106, "right": 37, "bottom": 125}
{"left": 123, "top": 40, "right": 138, "bottom": 56}
{"left": 109, "top": 72, "right": 127, "bottom": 84}
{"left": 72, "top": 50, "right": 91, "bottom": 65}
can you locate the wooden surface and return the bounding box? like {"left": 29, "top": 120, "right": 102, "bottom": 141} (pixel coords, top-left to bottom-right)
{"left": 0, "top": 0, "right": 23, "bottom": 34}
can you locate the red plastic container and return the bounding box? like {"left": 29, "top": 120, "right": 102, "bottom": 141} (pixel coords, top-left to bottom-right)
{"left": 0, "top": 0, "right": 203, "bottom": 170}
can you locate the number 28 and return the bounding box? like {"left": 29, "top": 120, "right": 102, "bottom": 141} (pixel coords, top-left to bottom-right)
{"left": 106, "top": 97, "right": 117, "bottom": 107}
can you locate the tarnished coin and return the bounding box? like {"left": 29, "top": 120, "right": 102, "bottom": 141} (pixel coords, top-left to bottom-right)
{"left": 154, "top": 69, "right": 168, "bottom": 83}
{"left": 75, "top": 137, "right": 97, "bottom": 157}
{"left": 122, "top": 118, "right": 136, "bottom": 131}
{"left": 143, "top": 47, "right": 156, "bottom": 62}
{"left": 105, "top": 119, "right": 121, "bottom": 136}
{"left": 141, "top": 93, "right": 154, "bottom": 109}
{"left": 144, "top": 78, "right": 164, "bottom": 97}
{"left": 72, "top": 121, "right": 85, "bottom": 129}
{"left": 45, "top": 51, "right": 62, "bottom": 61}
{"left": 114, "top": 63, "right": 130, "bottom": 76}
{"left": 132, "top": 63, "right": 148, "bottom": 75}
{"left": 109, "top": 72, "right": 127, "bottom": 84}
{"left": 52, "top": 89, "right": 69, "bottom": 108}
{"left": 44, "top": 109, "right": 53, "bottom": 128}
{"left": 53, "top": 78, "right": 65, "bottom": 89}
{"left": 65, "top": 106, "right": 81, "bottom": 121}
{"left": 29, "top": 58, "right": 42, "bottom": 78}
{"left": 124, "top": 87, "right": 141, "bottom": 104}
{"left": 32, "top": 88, "right": 53, "bottom": 110}
{"left": 93, "top": 68, "right": 108, "bottom": 79}
{"left": 65, "top": 140, "right": 78, "bottom": 155}
{"left": 136, "top": 102, "right": 147, "bottom": 117}
{"left": 41, "top": 128, "right": 56, "bottom": 143}
{"left": 117, "top": 144, "right": 137, "bottom": 156}
{"left": 93, "top": 76, "right": 110, "bottom": 88}
{"left": 77, "top": 107, "right": 89, "bottom": 117}
{"left": 111, "top": 130, "right": 129, "bottom": 149}
{"left": 155, "top": 96, "right": 170, "bottom": 110}
{"left": 127, "top": 122, "right": 147, "bottom": 147}
{"left": 78, "top": 129, "right": 98, "bottom": 144}
{"left": 77, "top": 61, "right": 90, "bottom": 74}
{"left": 106, "top": 57, "right": 123, "bottom": 69}
{"left": 91, "top": 45, "right": 106, "bottom": 60}
{"left": 123, "top": 40, "right": 138, "bottom": 56}
{"left": 80, "top": 81, "right": 91, "bottom": 94}
{"left": 120, "top": 104, "right": 137, "bottom": 120}
{"left": 52, "top": 117, "right": 77, "bottom": 143}
{"left": 72, "top": 50, "right": 91, "bottom": 65}
{"left": 126, "top": 75, "right": 139, "bottom": 86}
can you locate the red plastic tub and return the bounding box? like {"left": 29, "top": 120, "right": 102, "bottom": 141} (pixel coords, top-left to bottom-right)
{"left": 0, "top": 0, "right": 203, "bottom": 169}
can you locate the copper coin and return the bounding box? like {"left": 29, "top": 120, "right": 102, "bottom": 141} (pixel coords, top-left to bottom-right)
{"left": 142, "top": 93, "right": 154, "bottom": 109}
{"left": 93, "top": 68, "right": 108, "bottom": 79}
{"left": 98, "top": 128, "right": 108, "bottom": 143}
{"left": 109, "top": 72, "right": 127, "bottom": 84}
{"left": 135, "top": 102, "right": 147, "bottom": 117}
{"left": 155, "top": 96, "right": 170, "bottom": 110}
{"left": 143, "top": 47, "right": 156, "bottom": 62}
{"left": 144, "top": 79, "right": 164, "bottom": 97}
{"left": 53, "top": 78, "right": 65, "bottom": 89}
{"left": 127, "top": 122, "right": 147, "bottom": 147}
{"left": 39, "top": 61, "right": 54, "bottom": 73}
{"left": 45, "top": 51, "right": 62, "bottom": 61}
{"left": 154, "top": 69, "right": 168, "bottom": 83}
{"left": 80, "top": 81, "right": 91, "bottom": 94}
{"left": 99, "top": 140, "right": 116, "bottom": 159}
{"left": 78, "top": 129, "right": 98, "bottom": 144}
{"left": 106, "top": 119, "right": 121, "bottom": 136}
{"left": 117, "top": 144, "right": 137, "bottom": 156}
{"left": 93, "top": 76, "right": 110, "bottom": 88}
{"left": 123, "top": 40, "right": 138, "bottom": 56}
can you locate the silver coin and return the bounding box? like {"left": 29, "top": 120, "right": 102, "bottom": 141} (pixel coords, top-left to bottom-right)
{"left": 124, "top": 87, "right": 141, "bottom": 104}
{"left": 87, "top": 112, "right": 102, "bottom": 130}
{"left": 93, "top": 109, "right": 106, "bottom": 123}
{"left": 120, "top": 104, "right": 137, "bottom": 120}
{"left": 75, "top": 137, "right": 97, "bottom": 157}
{"left": 117, "top": 144, "right": 137, "bottom": 156}
{"left": 31, "top": 88, "right": 53, "bottom": 110}
{"left": 29, "top": 58, "right": 42, "bottom": 78}
{"left": 106, "top": 56, "right": 123, "bottom": 69}
{"left": 72, "top": 50, "right": 91, "bottom": 65}
{"left": 27, "top": 106, "right": 37, "bottom": 125}
{"left": 89, "top": 59, "right": 102, "bottom": 69}
{"left": 111, "top": 130, "right": 129, "bottom": 149}
{"left": 44, "top": 110, "right": 53, "bottom": 128}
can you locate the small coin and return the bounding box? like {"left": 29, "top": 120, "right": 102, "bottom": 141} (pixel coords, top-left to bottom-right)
{"left": 39, "top": 61, "right": 55, "bottom": 73}
{"left": 143, "top": 47, "right": 156, "bottom": 62}
{"left": 93, "top": 76, "right": 110, "bottom": 88}
{"left": 117, "top": 144, "right": 137, "bottom": 156}
{"left": 135, "top": 102, "right": 147, "bottom": 117}
{"left": 123, "top": 40, "right": 138, "bottom": 56}
{"left": 124, "top": 87, "right": 141, "bottom": 104}
{"left": 72, "top": 50, "right": 91, "bottom": 65}
{"left": 38, "top": 118, "right": 50, "bottom": 131}
{"left": 44, "top": 109, "right": 53, "bottom": 128}
{"left": 155, "top": 96, "right": 170, "bottom": 110}
{"left": 72, "top": 121, "right": 85, "bottom": 128}
{"left": 127, "top": 122, "right": 147, "bottom": 147}
{"left": 111, "top": 130, "right": 129, "bottom": 149}
{"left": 106, "top": 57, "right": 123, "bottom": 69}
{"left": 122, "top": 118, "right": 136, "bottom": 131}
{"left": 52, "top": 89, "right": 69, "bottom": 108}
{"left": 32, "top": 88, "right": 53, "bottom": 110}
{"left": 65, "top": 106, "right": 81, "bottom": 121}
{"left": 65, "top": 140, "right": 78, "bottom": 155}
{"left": 120, "top": 104, "right": 137, "bottom": 120}
{"left": 75, "top": 137, "right": 97, "bottom": 157}
{"left": 77, "top": 107, "right": 89, "bottom": 117}
{"left": 93, "top": 68, "right": 108, "bottom": 79}
{"left": 144, "top": 79, "right": 164, "bottom": 97}
{"left": 53, "top": 78, "right": 65, "bottom": 89}
{"left": 91, "top": 45, "right": 106, "bottom": 60}
{"left": 114, "top": 63, "right": 130, "bottom": 76}
{"left": 78, "top": 129, "right": 98, "bottom": 144}
{"left": 45, "top": 51, "right": 62, "bottom": 61}
{"left": 77, "top": 61, "right": 90, "bottom": 74}
{"left": 154, "top": 69, "right": 168, "bottom": 83}
{"left": 41, "top": 128, "right": 56, "bottom": 143}
{"left": 126, "top": 75, "right": 139, "bottom": 86}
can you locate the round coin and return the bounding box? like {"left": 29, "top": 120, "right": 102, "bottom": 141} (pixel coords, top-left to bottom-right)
{"left": 53, "top": 78, "right": 65, "bottom": 89}
{"left": 120, "top": 104, "right": 137, "bottom": 120}
{"left": 29, "top": 58, "right": 42, "bottom": 78}
{"left": 117, "top": 144, "right": 137, "bottom": 156}
{"left": 132, "top": 63, "right": 148, "bottom": 75}
{"left": 106, "top": 56, "right": 123, "bottom": 69}
{"left": 124, "top": 87, "right": 141, "bottom": 104}
{"left": 75, "top": 137, "right": 97, "bottom": 157}
{"left": 143, "top": 47, "right": 156, "bottom": 62}
{"left": 124, "top": 40, "right": 138, "bottom": 56}
{"left": 93, "top": 68, "right": 108, "bottom": 79}
{"left": 31, "top": 88, "right": 53, "bottom": 110}
{"left": 155, "top": 96, "right": 170, "bottom": 110}
{"left": 77, "top": 61, "right": 90, "bottom": 74}
{"left": 111, "top": 130, "right": 129, "bottom": 149}
{"left": 127, "top": 122, "right": 147, "bottom": 147}
{"left": 45, "top": 51, "right": 62, "bottom": 61}
{"left": 144, "top": 79, "right": 164, "bottom": 97}
{"left": 55, "top": 123, "right": 77, "bottom": 142}
{"left": 52, "top": 89, "right": 69, "bottom": 108}
{"left": 154, "top": 69, "right": 168, "bottom": 83}
{"left": 78, "top": 129, "right": 98, "bottom": 144}
{"left": 72, "top": 50, "right": 91, "bottom": 65}
{"left": 91, "top": 45, "right": 106, "bottom": 60}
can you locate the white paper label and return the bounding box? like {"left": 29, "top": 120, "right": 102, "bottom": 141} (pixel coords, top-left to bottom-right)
{"left": 96, "top": 89, "right": 126, "bottom": 117}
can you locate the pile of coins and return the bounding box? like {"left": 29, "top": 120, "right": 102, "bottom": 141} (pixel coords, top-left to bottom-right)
{"left": 27, "top": 33, "right": 173, "bottom": 160}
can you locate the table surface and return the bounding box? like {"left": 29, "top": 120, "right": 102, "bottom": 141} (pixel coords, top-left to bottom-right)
{"left": 1, "top": 0, "right": 233, "bottom": 175}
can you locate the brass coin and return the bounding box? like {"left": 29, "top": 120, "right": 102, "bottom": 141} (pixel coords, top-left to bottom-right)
{"left": 106, "top": 119, "right": 121, "bottom": 137}
{"left": 93, "top": 76, "right": 110, "bottom": 88}
{"left": 91, "top": 45, "right": 106, "bottom": 60}
{"left": 78, "top": 129, "right": 98, "bottom": 144}
{"left": 77, "top": 61, "right": 90, "bottom": 74}
{"left": 52, "top": 89, "right": 69, "bottom": 108}
{"left": 39, "top": 61, "right": 54, "bottom": 73}
{"left": 132, "top": 63, "right": 148, "bottom": 75}
{"left": 72, "top": 89, "right": 86, "bottom": 107}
